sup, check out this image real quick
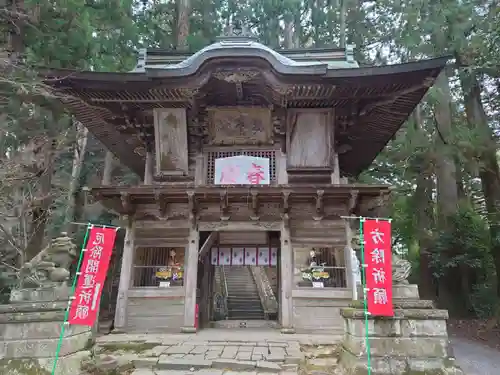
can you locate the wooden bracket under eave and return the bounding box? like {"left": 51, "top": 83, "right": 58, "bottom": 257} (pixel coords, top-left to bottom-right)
{"left": 281, "top": 190, "right": 290, "bottom": 228}
{"left": 154, "top": 191, "right": 168, "bottom": 219}
{"left": 313, "top": 189, "right": 325, "bottom": 221}
{"left": 219, "top": 190, "right": 230, "bottom": 221}
{"left": 348, "top": 189, "right": 359, "bottom": 215}
{"left": 187, "top": 190, "right": 197, "bottom": 229}
{"left": 250, "top": 191, "right": 260, "bottom": 221}
{"left": 120, "top": 192, "right": 136, "bottom": 216}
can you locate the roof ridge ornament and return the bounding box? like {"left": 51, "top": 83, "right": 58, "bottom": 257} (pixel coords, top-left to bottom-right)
{"left": 217, "top": 19, "right": 257, "bottom": 43}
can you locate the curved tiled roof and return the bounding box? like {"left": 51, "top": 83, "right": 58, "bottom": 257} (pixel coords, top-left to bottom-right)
{"left": 40, "top": 38, "right": 449, "bottom": 178}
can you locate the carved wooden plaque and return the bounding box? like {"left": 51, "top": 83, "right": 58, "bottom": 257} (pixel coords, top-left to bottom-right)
{"left": 287, "top": 109, "right": 333, "bottom": 168}
{"left": 207, "top": 107, "right": 272, "bottom": 145}
{"left": 154, "top": 108, "right": 189, "bottom": 175}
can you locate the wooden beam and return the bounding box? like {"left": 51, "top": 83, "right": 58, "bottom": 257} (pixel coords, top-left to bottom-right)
{"left": 198, "top": 231, "right": 217, "bottom": 258}
{"left": 135, "top": 220, "right": 190, "bottom": 230}
{"left": 135, "top": 238, "right": 188, "bottom": 247}
{"left": 198, "top": 221, "right": 281, "bottom": 231}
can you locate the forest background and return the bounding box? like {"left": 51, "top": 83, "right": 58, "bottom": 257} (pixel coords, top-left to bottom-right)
{"left": 1, "top": 0, "right": 499, "bottom": 344}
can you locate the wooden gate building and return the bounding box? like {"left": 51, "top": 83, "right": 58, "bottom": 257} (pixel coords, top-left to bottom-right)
{"left": 43, "top": 26, "right": 447, "bottom": 334}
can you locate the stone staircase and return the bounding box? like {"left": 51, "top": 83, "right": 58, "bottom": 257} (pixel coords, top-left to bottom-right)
{"left": 224, "top": 266, "right": 265, "bottom": 320}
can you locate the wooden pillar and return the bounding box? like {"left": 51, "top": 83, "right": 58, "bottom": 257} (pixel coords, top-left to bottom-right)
{"left": 102, "top": 151, "right": 114, "bottom": 185}
{"left": 114, "top": 216, "right": 135, "bottom": 331}
{"left": 143, "top": 149, "right": 154, "bottom": 185}
{"left": 280, "top": 223, "right": 295, "bottom": 333}
{"left": 331, "top": 152, "right": 340, "bottom": 184}
{"left": 182, "top": 227, "right": 199, "bottom": 333}
{"left": 277, "top": 150, "right": 288, "bottom": 184}
{"left": 344, "top": 221, "right": 358, "bottom": 300}
{"left": 194, "top": 154, "right": 204, "bottom": 185}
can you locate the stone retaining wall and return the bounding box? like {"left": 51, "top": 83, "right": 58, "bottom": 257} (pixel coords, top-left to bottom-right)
{"left": 338, "top": 299, "right": 464, "bottom": 375}
{"left": 0, "top": 285, "right": 92, "bottom": 374}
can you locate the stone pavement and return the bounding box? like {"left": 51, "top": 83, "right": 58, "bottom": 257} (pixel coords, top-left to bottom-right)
{"left": 94, "top": 329, "right": 340, "bottom": 375}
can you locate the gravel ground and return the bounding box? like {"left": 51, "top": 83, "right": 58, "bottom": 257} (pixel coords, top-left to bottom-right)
{"left": 451, "top": 336, "right": 500, "bottom": 375}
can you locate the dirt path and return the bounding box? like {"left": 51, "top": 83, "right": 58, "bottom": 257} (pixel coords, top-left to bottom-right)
{"left": 451, "top": 336, "right": 500, "bottom": 375}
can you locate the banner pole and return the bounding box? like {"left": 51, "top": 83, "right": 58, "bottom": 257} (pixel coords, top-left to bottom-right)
{"left": 51, "top": 224, "right": 92, "bottom": 375}
{"left": 359, "top": 217, "right": 372, "bottom": 375}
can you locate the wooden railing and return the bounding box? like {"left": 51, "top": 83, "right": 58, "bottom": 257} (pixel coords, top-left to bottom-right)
{"left": 250, "top": 266, "right": 278, "bottom": 319}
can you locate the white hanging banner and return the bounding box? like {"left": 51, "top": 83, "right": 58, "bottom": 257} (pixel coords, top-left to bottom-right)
{"left": 232, "top": 248, "right": 244, "bottom": 265}
{"left": 257, "top": 247, "right": 270, "bottom": 266}
{"left": 218, "top": 248, "right": 231, "bottom": 265}
{"left": 244, "top": 248, "right": 257, "bottom": 265}
{"left": 215, "top": 155, "right": 270, "bottom": 185}
{"left": 270, "top": 247, "right": 278, "bottom": 266}
{"left": 211, "top": 247, "right": 219, "bottom": 265}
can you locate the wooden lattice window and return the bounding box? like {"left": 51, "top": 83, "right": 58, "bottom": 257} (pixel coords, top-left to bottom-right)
{"left": 133, "top": 247, "right": 185, "bottom": 287}
{"left": 206, "top": 149, "right": 277, "bottom": 184}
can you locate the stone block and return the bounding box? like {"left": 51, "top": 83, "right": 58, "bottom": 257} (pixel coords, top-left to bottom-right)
{"left": 10, "top": 285, "right": 71, "bottom": 303}
{"left": 400, "top": 319, "right": 448, "bottom": 337}
{"left": 393, "top": 284, "right": 419, "bottom": 299}
{"left": 3, "top": 330, "right": 91, "bottom": 358}
{"left": 345, "top": 318, "right": 402, "bottom": 337}
{"left": 284, "top": 355, "right": 303, "bottom": 364}
{"left": 309, "top": 358, "right": 338, "bottom": 367}
{"left": 269, "top": 347, "right": 286, "bottom": 356}
{"left": 151, "top": 346, "right": 170, "bottom": 356}
{"left": 156, "top": 356, "right": 212, "bottom": 370}
{"left": 339, "top": 349, "right": 407, "bottom": 375}
{"left": 265, "top": 354, "right": 285, "bottom": 362}
{"left": 343, "top": 334, "right": 449, "bottom": 358}
{"left": 342, "top": 305, "right": 447, "bottom": 320}
{"left": 132, "top": 357, "right": 159, "bottom": 368}
{"left": 132, "top": 369, "right": 156, "bottom": 375}
{"left": 0, "top": 310, "right": 66, "bottom": 324}
{"left": 191, "top": 345, "right": 209, "bottom": 354}
{"left": 2, "top": 321, "right": 90, "bottom": 340}
{"left": 238, "top": 345, "right": 254, "bottom": 352}
{"left": 212, "top": 359, "right": 256, "bottom": 370}
{"left": 236, "top": 352, "right": 252, "bottom": 360}
{"left": 207, "top": 345, "right": 225, "bottom": 351}
{"left": 0, "top": 300, "right": 67, "bottom": 314}
{"left": 206, "top": 351, "right": 222, "bottom": 360}
{"left": 267, "top": 342, "right": 288, "bottom": 347}
{"left": 256, "top": 360, "right": 282, "bottom": 372}
{"left": 253, "top": 346, "right": 269, "bottom": 355}
{"left": 220, "top": 346, "right": 239, "bottom": 358}
{"left": 195, "top": 370, "right": 225, "bottom": 375}
{"left": 164, "top": 345, "right": 194, "bottom": 354}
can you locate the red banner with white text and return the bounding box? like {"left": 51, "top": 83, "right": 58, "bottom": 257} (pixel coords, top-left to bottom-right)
{"left": 68, "top": 227, "right": 117, "bottom": 326}
{"left": 362, "top": 219, "right": 394, "bottom": 317}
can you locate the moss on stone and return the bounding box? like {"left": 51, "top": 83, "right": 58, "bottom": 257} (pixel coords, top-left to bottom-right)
{"left": 0, "top": 359, "right": 51, "bottom": 375}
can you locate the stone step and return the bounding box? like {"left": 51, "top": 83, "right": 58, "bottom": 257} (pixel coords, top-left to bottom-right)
{"left": 228, "top": 297, "right": 260, "bottom": 302}
{"left": 228, "top": 298, "right": 260, "bottom": 302}
{"left": 227, "top": 308, "right": 264, "bottom": 313}
{"left": 212, "top": 319, "right": 280, "bottom": 329}
{"left": 147, "top": 357, "right": 282, "bottom": 373}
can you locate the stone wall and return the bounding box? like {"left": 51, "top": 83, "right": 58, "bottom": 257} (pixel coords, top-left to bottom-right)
{"left": 0, "top": 285, "right": 91, "bottom": 374}
{"left": 338, "top": 299, "right": 464, "bottom": 375}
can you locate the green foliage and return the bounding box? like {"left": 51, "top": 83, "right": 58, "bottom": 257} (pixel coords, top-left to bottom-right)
{"left": 430, "top": 204, "right": 496, "bottom": 316}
